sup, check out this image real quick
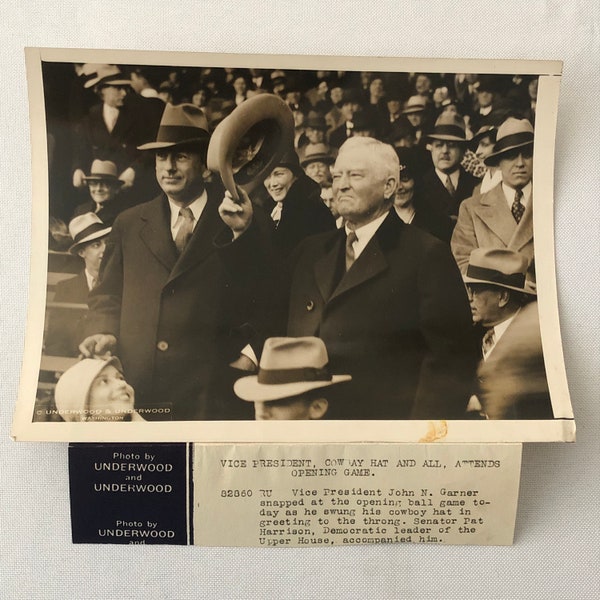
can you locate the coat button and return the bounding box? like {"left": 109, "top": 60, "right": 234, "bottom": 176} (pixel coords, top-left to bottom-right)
{"left": 306, "top": 300, "right": 314, "bottom": 311}
{"left": 157, "top": 340, "right": 169, "bottom": 351}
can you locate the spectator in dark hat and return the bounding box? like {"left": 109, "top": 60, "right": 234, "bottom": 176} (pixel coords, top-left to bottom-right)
{"left": 329, "top": 89, "right": 365, "bottom": 148}
{"left": 297, "top": 111, "right": 328, "bottom": 150}
{"left": 452, "top": 118, "right": 535, "bottom": 277}
{"left": 420, "top": 113, "right": 479, "bottom": 218}
{"left": 299, "top": 142, "right": 338, "bottom": 215}
{"left": 385, "top": 88, "right": 404, "bottom": 124}
{"left": 350, "top": 109, "right": 379, "bottom": 139}
{"left": 463, "top": 248, "right": 552, "bottom": 420}
{"left": 470, "top": 125, "right": 502, "bottom": 195}
{"left": 263, "top": 148, "right": 335, "bottom": 257}
{"left": 393, "top": 161, "right": 454, "bottom": 244}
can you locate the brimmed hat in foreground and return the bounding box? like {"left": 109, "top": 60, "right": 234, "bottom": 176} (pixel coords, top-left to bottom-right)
{"left": 54, "top": 357, "right": 124, "bottom": 422}
{"left": 83, "top": 160, "right": 124, "bottom": 186}
{"left": 137, "top": 103, "right": 210, "bottom": 150}
{"left": 427, "top": 113, "right": 467, "bottom": 142}
{"left": 68, "top": 212, "right": 112, "bottom": 255}
{"left": 463, "top": 248, "right": 536, "bottom": 295}
{"left": 234, "top": 337, "right": 351, "bottom": 402}
{"left": 484, "top": 117, "right": 534, "bottom": 166}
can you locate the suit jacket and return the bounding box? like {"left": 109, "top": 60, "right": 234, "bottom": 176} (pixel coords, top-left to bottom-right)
{"left": 477, "top": 302, "right": 552, "bottom": 419}
{"left": 45, "top": 270, "right": 89, "bottom": 357}
{"left": 420, "top": 167, "right": 479, "bottom": 217}
{"left": 73, "top": 102, "right": 144, "bottom": 175}
{"left": 287, "top": 209, "right": 478, "bottom": 420}
{"left": 269, "top": 174, "right": 336, "bottom": 257}
{"left": 85, "top": 187, "right": 276, "bottom": 420}
{"left": 451, "top": 182, "right": 534, "bottom": 276}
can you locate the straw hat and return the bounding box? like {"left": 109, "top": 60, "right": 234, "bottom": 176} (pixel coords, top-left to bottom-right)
{"left": 68, "top": 213, "right": 111, "bottom": 255}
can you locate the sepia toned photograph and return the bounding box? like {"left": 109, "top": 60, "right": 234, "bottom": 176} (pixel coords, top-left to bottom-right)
{"left": 12, "top": 48, "right": 574, "bottom": 442}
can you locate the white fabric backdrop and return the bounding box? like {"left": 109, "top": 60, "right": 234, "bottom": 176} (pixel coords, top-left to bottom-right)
{"left": 0, "top": 1, "right": 598, "bottom": 598}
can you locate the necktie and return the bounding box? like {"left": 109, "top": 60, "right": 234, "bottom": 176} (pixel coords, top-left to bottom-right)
{"left": 482, "top": 328, "right": 495, "bottom": 357}
{"left": 511, "top": 188, "right": 525, "bottom": 223}
{"left": 444, "top": 175, "right": 456, "bottom": 198}
{"left": 174, "top": 207, "right": 195, "bottom": 254}
{"left": 345, "top": 230, "right": 357, "bottom": 271}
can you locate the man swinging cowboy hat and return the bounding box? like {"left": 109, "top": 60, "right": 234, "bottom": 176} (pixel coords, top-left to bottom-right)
{"left": 78, "top": 102, "right": 279, "bottom": 421}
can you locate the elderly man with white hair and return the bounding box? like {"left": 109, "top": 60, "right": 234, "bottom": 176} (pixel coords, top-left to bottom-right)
{"left": 220, "top": 136, "right": 478, "bottom": 421}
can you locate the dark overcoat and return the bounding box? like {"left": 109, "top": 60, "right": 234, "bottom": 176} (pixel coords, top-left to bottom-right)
{"left": 420, "top": 166, "right": 479, "bottom": 217}
{"left": 85, "top": 187, "right": 276, "bottom": 420}
{"left": 287, "top": 209, "right": 478, "bottom": 420}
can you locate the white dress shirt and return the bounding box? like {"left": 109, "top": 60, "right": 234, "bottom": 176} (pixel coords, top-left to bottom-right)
{"left": 345, "top": 212, "right": 389, "bottom": 261}
{"left": 501, "top": 181, "right": 532, "bottom": 211}
{"left": 168, "top": 190, "right": 207, "bottom": 241}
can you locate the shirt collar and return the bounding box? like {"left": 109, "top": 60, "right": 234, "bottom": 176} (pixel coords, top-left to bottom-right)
{"left": 501, "top": 181, "right": 532, "bottom": 208}
{"left": 168, "top": 189, "right": 208, "bottom": 230}
{"left": 345, "top": 211, "right": 389, "bottom": 260}
{"left": 435, "top": 168, "right": 460, "bottom": 189}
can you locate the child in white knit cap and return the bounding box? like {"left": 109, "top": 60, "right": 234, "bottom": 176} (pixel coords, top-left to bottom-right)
{"left": 54, "top": 357, "right": 144, "bottom": 422}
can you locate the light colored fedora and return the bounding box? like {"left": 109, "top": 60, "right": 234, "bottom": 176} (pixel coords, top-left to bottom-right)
{"left": 427, "top": 113, "right": 467, "bottom": 142}
{"left": 234, "top": 337, "right": 351, "bottom": 402}
{"left": 402, "top": 95, "right": 426, "bottom": 114}
{"left": 463, "top": 248, "right": 535, "bottom": 295}
{"left": 68, "top": 212, "right": 111, "bottom": 255}
{"left": 83, "top": 160, "right": 124, "bottom": 185}
{"left": 137, "top": 103, "right": 210, "bottom": 150}
{"left": 206, "top": 93, "right": 295, "bottom": 199}
{"left": 84, "top": 65, "right": 132, "bottom": 89}
{"left": 484, "top": 117, "right": 534, "bottom": 166}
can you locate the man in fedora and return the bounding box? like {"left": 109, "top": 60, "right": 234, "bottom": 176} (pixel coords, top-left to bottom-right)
{"left": 234, "top": 337, "right": 351, "bottom": 420}
{"left": 45, "top": 213, "right": 111, "bottom": 357}
{"left": 220, "top": 136, "right": 478, "bottom": 420}
{"left": 451, "top": 118, "right": 535, "bottom": 276}
{"left": 464, "top": 248, "right": 552, "bottom": 420}
{"left": 72, "top": 160, "right": 126, "bottom": 226}
{"left": 79, "top": 103, "right": 274, "bottom": 420}
{"left": 72, "top": 65, "right": 162, "bottom": 205}
{"left": 419, "top": 113, "right": 479, "bottom": 219}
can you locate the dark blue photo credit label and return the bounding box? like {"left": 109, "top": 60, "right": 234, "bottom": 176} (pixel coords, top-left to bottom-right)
{"left": 69, "top": 443, "right": 191, "bottom": 544}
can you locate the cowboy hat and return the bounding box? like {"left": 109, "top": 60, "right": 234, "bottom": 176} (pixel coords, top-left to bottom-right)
{"left": 484, "top": 117, "right": 534, "bottom": 166}
{"left": 463, "top": 248, "right": 536, "bottom": 295}
{"left": 206, "top": 93, "right": 295, "bottom": 199}
{"left": 234, "top": 337, "right": 351, "bottom": 402}
{"left": 137, "top": 103, "right": 210, "bottom": 150}
{"left": 68, "top": 212, "right": 111, "bottom": 255}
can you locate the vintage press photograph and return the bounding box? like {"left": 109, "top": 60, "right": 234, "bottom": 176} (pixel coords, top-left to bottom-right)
{"left": 12, "top": 49, "right": 574, "bottom": 442}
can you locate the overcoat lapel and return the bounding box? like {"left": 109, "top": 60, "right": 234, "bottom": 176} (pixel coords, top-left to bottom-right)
{"left": 314, "top": 228, "right": 345, "bottom": 302}
{"left": 509, "top": 197, "right": 534, "bottom": 250}
{"left": 168, "top": 196, "right": 224, "bottom": 283}
{"left": 473, "top": 185, "right": 518, "bottom": 246}
{"left": 139, "top": 196, "right": 178, "bottom": 273}
{"left": 326, "top": 210, "right": 396, "bottom": 304}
